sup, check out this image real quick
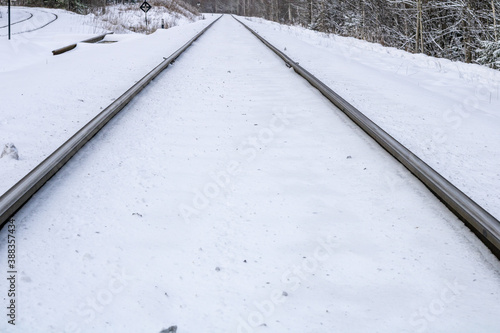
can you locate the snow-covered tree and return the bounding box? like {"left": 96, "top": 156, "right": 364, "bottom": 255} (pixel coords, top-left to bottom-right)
{"left": 477, "top": 40, "right": 500, "bottom": 68}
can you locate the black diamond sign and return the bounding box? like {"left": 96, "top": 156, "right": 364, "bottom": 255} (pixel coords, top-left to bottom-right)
{"left": 140, "top": 1, "right": 152, "bottom": 13}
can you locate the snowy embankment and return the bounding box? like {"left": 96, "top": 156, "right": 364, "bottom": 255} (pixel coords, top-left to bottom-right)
{"left": 0, "top": 4, "right": 201, "bottom": 70}
{"left": 0, "top": 7, "right": 214, "bottom": 196}
{"left": 240, "top": 16, "right": 500, "bottom": 221}
{"left": 86, "top": 1, "right": 199, "bottom": 34}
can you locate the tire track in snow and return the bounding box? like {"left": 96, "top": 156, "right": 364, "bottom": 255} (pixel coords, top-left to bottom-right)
{"left": 0, "top": 10, "right": 57, "bottom": 36}
{"left": 0, "top": 11, "right": 33, "bottom": 29}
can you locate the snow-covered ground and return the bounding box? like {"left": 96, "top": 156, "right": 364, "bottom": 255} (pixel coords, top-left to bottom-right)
{"left": 0, "top": 6, "right": 106, "bottom": 71}
{"left": 0, "top": 9, "right": 499, "bottom": 333}
{"left": 0, "top": 6, "right": 59, "bottom": 37}
{"left": 0, "top": 4, "right": 200, "bottom": 71}
{"left": 240, "top": 16, "right": 500, "bottom": 221}
{"left": 0, "top": 7, "right": 214, "bottom": 191}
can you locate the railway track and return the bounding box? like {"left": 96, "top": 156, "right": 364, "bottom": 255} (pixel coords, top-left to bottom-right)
{"left": 0, "top": 15, "right": 222, "bottom": 229}
{"left": 1, "top": 14, "right": 499, "bottom": 332}
{"left": 1, "top": 14, "right": 498, "bottom": 258}
{"left": 232, "top": 16, "right": 500, "bottom": 258}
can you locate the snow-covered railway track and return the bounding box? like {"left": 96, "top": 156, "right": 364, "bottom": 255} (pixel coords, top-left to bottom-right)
{"left": 232, "top": 17, "right": 500, "bottom": 258}
{"left": 1, "top": 15, "right": 499, "bottom": 332}
{"left": 0, "top": 16, "right": 221, "bottom": 228}
{"left": 1, "top": 14, "right": 499, "bottom": 258}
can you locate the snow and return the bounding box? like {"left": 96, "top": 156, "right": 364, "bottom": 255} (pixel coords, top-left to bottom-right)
{"left": 0, "top": 143, "right": 18, "bottom": 160}
{"left": 0, "top": 7, "right": 59, "bottom": 37}
{"left": 239, "top": 16, "right": 500, "bottom": 221}
{"left": 0, "top": 5, "right": 201, "bottom": 71}
{"left": 0, "top": 7, "right": 32, "bottom": 27}
{"left": 0, "top": 7, "right": 216, "bottom": 193}
{"left": 85, "top": 3, "right": 199, "bottom": 33}
{"left": 0, "top": 10, "right": 500, "bottom": 333}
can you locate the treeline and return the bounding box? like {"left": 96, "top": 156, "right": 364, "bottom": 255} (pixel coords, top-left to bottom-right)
{"left": 187, "top": 0, "right": 500, "bottom": 68}
{"left": 4, "top": 0, "right": 198, "bottom": 18}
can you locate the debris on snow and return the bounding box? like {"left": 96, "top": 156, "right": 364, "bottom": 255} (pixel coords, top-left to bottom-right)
{"left": 159, "top": 326, "right": 177, "bottom": 333}
{"left": 1, "top": 143, "right": 19, "bottom": 160}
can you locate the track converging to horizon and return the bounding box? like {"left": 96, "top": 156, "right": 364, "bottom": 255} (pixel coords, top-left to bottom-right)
{"left": 1, "top": 15, "right": 499, "bottom": 333}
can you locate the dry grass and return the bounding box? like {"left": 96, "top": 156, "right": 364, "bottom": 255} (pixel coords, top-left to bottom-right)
{"left": 87, "top": 0, "right": 200, "bottom": 34}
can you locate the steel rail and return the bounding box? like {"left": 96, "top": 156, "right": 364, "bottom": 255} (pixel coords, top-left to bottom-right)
{"left": 52, "top": 43, "right": 77, "bottom": 55}
{"left": 52, "top": 32, "right": 114, "bottom": 56}
{"left": 232, "top": 15, "right": 500, "bottom": 259}
{"left": 81, "top": 32, "right": 113, "bottom": 44}
{"left": 0, "top": 15, "right": 222, "bottom": 229}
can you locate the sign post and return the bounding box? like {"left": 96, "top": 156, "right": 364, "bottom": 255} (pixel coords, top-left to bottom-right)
{"left": 8, "top": 0, "right": 11, "bottom": 40}
{"left": 140, "top": 1, "right": 152, "bottom": 30}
